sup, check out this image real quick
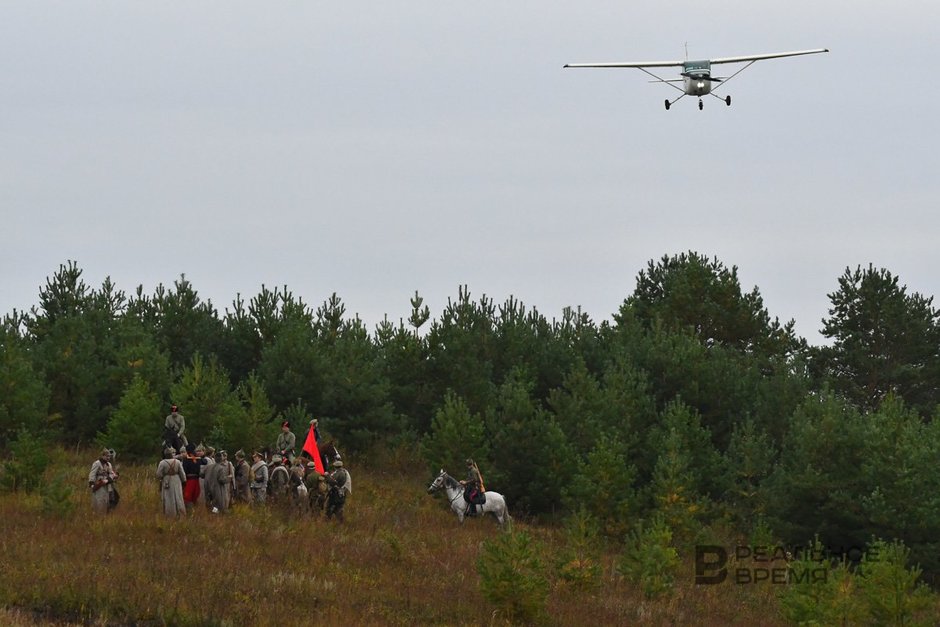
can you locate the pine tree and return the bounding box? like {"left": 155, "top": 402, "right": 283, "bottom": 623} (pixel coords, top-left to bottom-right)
{"left": 619, "top": 513, "right": 680, "bottom": 599}
{"left": 816, "top": 264, "right": 940, "bottom": 416}
{"left": 858, "top": 539, "right": 933, "bottom": 626}
{"left": 722, "top": 418, "right": 776, "bottom": 527}
{"left": 0, "top": 327, "right": 50, "bottom": 446}
{"left": 764, "top": 391, "right": 873, "bottom": 556}
{"left": 779, "top": 537, "right": 865, "bottom": 626}
{"left": 555, "top": 506, "right": 603, "bottom": 590}
{"left": 420, "top": 391, "right": 489, "bottom": 475}
{"left": 98, "top": 375, "right": 162, "bottom": 461}
{"left": 1, "top": 427, "right": 49, "bottom": 492}
{"left": 170, "top": 354, "right": 240, "bottom": 446}
{"left": 563, "top": 435, "right": 636, "bottom": 538}
{"left": 477, "top": 530, "right": 548, "bottom": 624}
{"left": 316, "top": 314, "right": 396, "bottom": 453}
{"left": 487, "top": 370, "right": 575, "bottom": 516}
{"left": 650, "top": 428, "right": 702, "bottom": 548}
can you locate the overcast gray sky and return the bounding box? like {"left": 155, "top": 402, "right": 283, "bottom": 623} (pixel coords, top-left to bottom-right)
{"left": 3, "top": 2, "right": 938, "bottom": 345}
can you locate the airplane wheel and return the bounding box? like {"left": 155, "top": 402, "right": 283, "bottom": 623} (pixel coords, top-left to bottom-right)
{"left": 698, "top": 100, "right": 703, "bottom": 110}
{"left": 726, "top": 95, "right": 732, "bottom": 106}
{"left": 664, "top": 99, "right": 670, "bottom": 111}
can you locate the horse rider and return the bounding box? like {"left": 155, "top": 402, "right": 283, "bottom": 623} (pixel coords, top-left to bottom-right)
{"left": 164, "top": 404, "right": 188, "bottom": 449}
{"left": 459, "top": 458, "right": 484, "bottom": 517}
{"left": 276, "top": 421, "right": 296, "bottom": 464}
{"left": 310, "top": 418, "right": 322, "bottom": 446}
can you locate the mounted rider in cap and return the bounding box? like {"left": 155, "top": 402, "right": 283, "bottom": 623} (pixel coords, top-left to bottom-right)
{"left": 276, "top": 421, "right": 296, "bottom": 464}
{"left": 163, "top": 404, "right": 188, "bottom": 451}
{"left": 460, "top": 458, "right": 485, "bottom": 517}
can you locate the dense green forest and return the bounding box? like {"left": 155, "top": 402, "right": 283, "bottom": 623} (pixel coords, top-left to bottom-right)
{"left": 3, "top": 253, "right": 940, "bottom": 580}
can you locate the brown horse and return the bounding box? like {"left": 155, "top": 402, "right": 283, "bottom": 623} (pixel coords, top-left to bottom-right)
{"left": 318, "top": 439, "right": 341, "bottom": 470}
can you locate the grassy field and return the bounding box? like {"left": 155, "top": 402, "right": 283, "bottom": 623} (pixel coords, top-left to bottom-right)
{"left": 0, "top": 448, "right": 859, "bottom": 626}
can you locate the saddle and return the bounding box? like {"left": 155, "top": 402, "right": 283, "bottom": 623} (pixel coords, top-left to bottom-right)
{"left": 465, "top": 492, "right": 486, "bottom": 516}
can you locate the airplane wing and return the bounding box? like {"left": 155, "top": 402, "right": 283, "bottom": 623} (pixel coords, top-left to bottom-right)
{"left": 564, "top": 49, "right": 828, "bottom": 68}
{"left": 564, "top": 60, "right": 684, "bottom": 69}
{"left": 709, "top": 48, "right": 829, "bottom": 64}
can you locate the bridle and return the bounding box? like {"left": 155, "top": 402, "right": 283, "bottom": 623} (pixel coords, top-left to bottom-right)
{"left": 434, "top": 471, "right": 465, "bottom": 508}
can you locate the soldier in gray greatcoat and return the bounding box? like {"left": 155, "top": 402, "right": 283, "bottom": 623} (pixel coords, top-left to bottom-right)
{"left": 288, "top": 457, "right": 308, "bottom": 513}
{"left": 249, "top": 451, "right": 269, "bottom": 505}
{"left": 156, "top": 447, "right": 185, "bottom": 518}
{"left": 268, "top": 454, "right": 290, "bottom": 502}
{"left": 199, "top": 446, "right": 216, "bottom": 510}
{"left": 206, "top": 451, "right": 234, "bottom": 514}
{"left": 233, "top": 450, "right": 251, "bottom": 504}
{"left": 88, "top": 449, "right": 118, "bottom": 514}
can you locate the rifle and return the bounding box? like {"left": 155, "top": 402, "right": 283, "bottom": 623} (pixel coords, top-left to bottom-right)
{"left": 471, "top": 460, "right": 486, "bottom": 493}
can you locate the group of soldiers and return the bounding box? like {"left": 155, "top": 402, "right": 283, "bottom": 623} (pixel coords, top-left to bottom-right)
{"left": 155, "top": 444, "right": 351, "bottom": 521}
{"left": 89, "top": 406, "right": 352, "bottom": 522}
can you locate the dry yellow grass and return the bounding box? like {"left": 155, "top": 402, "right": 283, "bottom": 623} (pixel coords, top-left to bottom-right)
{"left": 0, "top": 448, "right": 800, "bottom": 626}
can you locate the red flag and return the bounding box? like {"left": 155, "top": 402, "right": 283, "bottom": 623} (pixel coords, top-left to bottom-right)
{"left": 302, "top": 423, "right": 325, "bottom": 474}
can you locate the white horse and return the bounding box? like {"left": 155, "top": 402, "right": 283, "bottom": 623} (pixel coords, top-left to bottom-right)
{"left": 426, "top": 469, "right": 511, "bottom": 527}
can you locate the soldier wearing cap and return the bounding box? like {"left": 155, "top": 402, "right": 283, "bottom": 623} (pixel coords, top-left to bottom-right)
{"left": 181, "top": 443, "right": 205, "bottom": 514}
{"left": 233, "top": 450, "right": 251, "bottom": 503}
{"left": 326, "top": 459, "right": 351, "bottom": 522}
{"left": 205, "top": 450, "right": 234, "bottom": 514}
{"left": 199, "top": 445, "right": 216, "bottom": 510}
{"left": 310, "top": 418, "right": 322, "bottom": 446}
{"left": 302, "top": 462, "right": 327, "bottom": 515}
{"left": 460, "top": 458, "right": 484, "bottom": 517}
{"left": 249, "top": 451, "right": 269, "bottom": 505}
{"left": 288, "top": 457, "right": 308, "bottom": 512}
{"left": 268, "top": 453, "right": 290, "bottom": 501}
{"left": 276, "top": 421, "right": 296, "bottom": 464}
{"left": 164, "top": 404, "right": 188, "bottom": 449}
{"left": 156, "top": 447, "right": 185, "bottom": 518}
{"left": 88, "top": 448, "right": 118, "bottom": 514}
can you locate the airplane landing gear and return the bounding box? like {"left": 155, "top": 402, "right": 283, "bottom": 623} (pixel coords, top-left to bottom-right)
{"left": 665, "top": 99, "right": 670, "bottom": 111}
{"left": 698, "top": 99, "right": 703, "bottom": 110}
{"left": 725, "top": 95, "right": 732, "bottom": 106}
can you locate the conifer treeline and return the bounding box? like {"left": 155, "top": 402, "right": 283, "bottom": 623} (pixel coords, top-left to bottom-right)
{"left": 2, "top": 253, "right": 939, "bottom": 575}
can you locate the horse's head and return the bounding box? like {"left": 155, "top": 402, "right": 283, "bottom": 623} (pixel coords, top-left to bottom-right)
{"left": 427, "top": 469, "right": 447, "bottom": 494}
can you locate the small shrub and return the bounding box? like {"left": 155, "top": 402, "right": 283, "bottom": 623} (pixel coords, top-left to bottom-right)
{"left": 619, "top": 514, "right": 680, "bottom": 598}
{"left": 555, "top": 507, "right": 603, "bottom": 590}
{"left": 778, "top": 537, "right": 864, "bottom": 626}
{"left": 40, "top": 472, "right": 76, "bottom": 519}
{"left": 749, "top": 515, "right": 776, "bottom": 551}
{"left": 1, "top": 427, "right": 49, "bottom": 492}
{"left": 858, "top": 538, "right": 932, "bottom": 626}
{"left": 477, "top": 529, "right": 548, "bottom": 624}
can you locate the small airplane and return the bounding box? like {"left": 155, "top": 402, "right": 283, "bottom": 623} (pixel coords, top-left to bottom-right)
{"left": 564, "top": 48, "right": 828, "bottom": 110}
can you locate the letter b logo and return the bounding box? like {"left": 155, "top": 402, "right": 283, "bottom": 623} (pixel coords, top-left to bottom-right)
{"left": 695, "top": 546, "right": 728, "bottom": 585}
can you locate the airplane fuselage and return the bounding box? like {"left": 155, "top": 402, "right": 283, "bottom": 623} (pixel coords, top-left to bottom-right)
{"left": 682, "top": 60, "right": 713, "bottom": 96}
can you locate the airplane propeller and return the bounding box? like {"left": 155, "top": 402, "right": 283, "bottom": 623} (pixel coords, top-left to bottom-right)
{"left": 680, "top": 72, "right": 723, "bottom": 82}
